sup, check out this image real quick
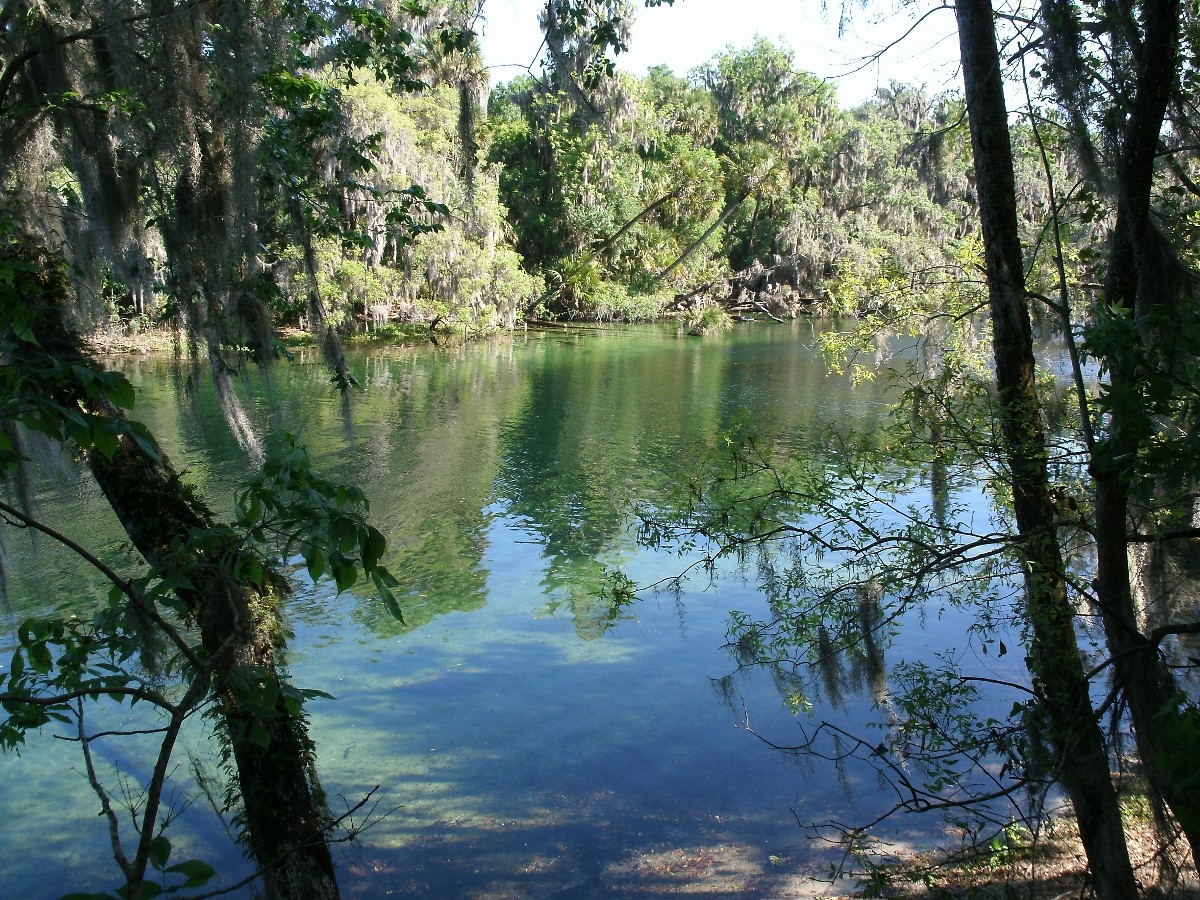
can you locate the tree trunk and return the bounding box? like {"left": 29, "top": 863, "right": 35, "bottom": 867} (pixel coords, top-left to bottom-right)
{"left": 1087, "top": 0, "right": 1200, "bottom": 862}
{"left": 953, "top": 3, "right": 1138, "bottom": 897}
{"left": 653, "top": 189, "right": 750, "bottom": 283}
{"left": 738, "top": 192, "right": 762, "bottom": 269}
{"left": 595, "top": 188, "right": 682, "bottom": 256}
{"left": 12, "top": 240, "right": 341, "bottom": 900}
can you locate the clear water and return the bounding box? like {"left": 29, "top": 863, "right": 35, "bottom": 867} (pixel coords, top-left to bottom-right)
{"left": 0, "top": 323, "right": 1024, "bottom": 898}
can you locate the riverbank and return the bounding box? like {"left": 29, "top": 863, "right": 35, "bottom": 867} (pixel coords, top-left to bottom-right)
{"left": 84, "top": 320, "right": 459, "bottom": 356}
{"left": 83, "top": 312, "right": 740, "bottom": 357}
{"left": 81, "top": 257, "right": 821, "bottom": 357}
{"left": 878, "top": 811, "right": 1199, "bottom": 900}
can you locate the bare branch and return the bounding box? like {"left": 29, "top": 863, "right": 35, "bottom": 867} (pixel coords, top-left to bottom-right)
{"left": 1, "top": 687, "right": 176, "bottom": 710}
{"left": 1148, "top": 620, "right": 1200, "bottom": 647}
{"left": 78, "top": 701, "right": 134, "bottom": 880}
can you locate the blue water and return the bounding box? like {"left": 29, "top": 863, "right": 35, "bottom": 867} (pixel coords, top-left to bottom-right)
{"left": 0, "top": 323, "right": 1026, "bottom": 898}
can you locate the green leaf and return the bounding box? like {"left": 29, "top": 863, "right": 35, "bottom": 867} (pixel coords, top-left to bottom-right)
{"left": 249, "top": 722, "right": 271, "bottom": 749}
{"left": 239, "top": 489, "right": 263, "bottom": 528}
{"left": 333, "top": 563, "right": 357, "bottom": 593}
{"left": 377, "top": 582, "right": 405, "bottom": 624}
{"left": 239, "top": 555, "right": 265, "bottom": 586}
{"left": 27, "top": 642, "right": 52, "bottom": 674}
{"left": 103, "top": 373, "right": 136, "bottom": 410}
{"left": 91, "top": 426, "right": 119, "bottom": 460}
{"left": 361, "top": 526, "right": 386, "bottom": 570}
{"left": 304, "top": 546, "right": 326, "bottom": 582}
{"left": 259, "top": 678, "right": 280, "bottom": 712}
{"left": 373, "top": 565, "right": 400, "bottom": 589}
{"left": 126, "top": 422, "right": 160, "bottom": 461}
{"left": 164, "top": 858, "right": 217, "bottom": 887}
{"left": 148, "top": 834, "right": 172, "bottom": 869}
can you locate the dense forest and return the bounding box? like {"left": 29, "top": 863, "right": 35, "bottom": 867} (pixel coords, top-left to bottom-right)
{"left": 3, "top": 0, "right": 1200, "bottom": 898}
{"left": 0, "top": 0, "right": 1061, "bottom": 341}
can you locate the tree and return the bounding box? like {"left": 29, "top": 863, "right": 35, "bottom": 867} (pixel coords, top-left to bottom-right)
{"left": 953, "top": 2, "right": 1137, "bottom": 893}
{"left": 0, "top": 236, "right": 405, "bottom": 899}
{"left": 0, "top": 0, "right": 448, "bottom": 369}
{"left": 630, "top": 1, "right": 1200, "bottom": 894}
{"left": 487, "top": 62, "right": 724, "bottom": 315}
{"left": 0, "top": 0, "right": 433, "bottom": 894}
{"left": 1038, "top": 0, "right": 1200, "bottom": 860}
{"left": 692, "top": 38, "right": 839, "bottom": 271}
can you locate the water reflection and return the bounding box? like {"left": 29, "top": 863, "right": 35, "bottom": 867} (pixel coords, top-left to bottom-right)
{"left": 3, "top": 323, "right": 931, "bottom": 898}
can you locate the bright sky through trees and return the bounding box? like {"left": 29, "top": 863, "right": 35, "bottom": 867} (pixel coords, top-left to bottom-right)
{"left": 478, "top": 0, "right": 962, "bottom": 106}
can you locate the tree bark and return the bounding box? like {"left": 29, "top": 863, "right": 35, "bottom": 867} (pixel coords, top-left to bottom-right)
{"left": 10, "top": 239, "right": 340, "bottom": 900}
{"left": 1086, "top": 0, "right": 1200, "bottom": 861}
{"left": 953, "top": 3, "right": 1138, "bottom": 897}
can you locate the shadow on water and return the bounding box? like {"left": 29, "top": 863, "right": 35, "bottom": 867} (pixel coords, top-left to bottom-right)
{"left": 337, "top": 804, "right": 821, "bottom": 898}
{"left": 289, "top": 572, "right": 959, "bottom": 897}
{"left": 3, "top": 325, "right": 953, "bottom": 898}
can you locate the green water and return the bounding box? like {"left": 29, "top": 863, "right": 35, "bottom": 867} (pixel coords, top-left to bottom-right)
{"left": 0, "top": 322, "right": 1013, "bottom": 897}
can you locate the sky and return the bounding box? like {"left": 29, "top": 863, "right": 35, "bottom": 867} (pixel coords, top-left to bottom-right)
{"left": 477, "top": 0, "right": 964, "bottom": 108}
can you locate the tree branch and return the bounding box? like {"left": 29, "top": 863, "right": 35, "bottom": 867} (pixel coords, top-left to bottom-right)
{"left": 1, "top": 686, "right": 176, "bottom": 709}
{"left": 0, "top": 498, "right": 205, "bottom": 671}
{"left": 1148, "top": 621, "right": 1200, "bottom": 647}
{"left": 77, "top": 700, "right": 134, "bottom": 880}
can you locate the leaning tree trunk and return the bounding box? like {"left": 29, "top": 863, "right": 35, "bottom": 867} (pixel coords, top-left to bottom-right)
{"left": 10, "top": 239, "right": 340, "bottom": 900}
{"left": 653, "top": 189, "right": 750, "bottom": 283}
{"left": 595, "top": 188, "right": 682, "bottom": 256}
{"left": 953, "top": 3, "right": 1139, "bottom": 897}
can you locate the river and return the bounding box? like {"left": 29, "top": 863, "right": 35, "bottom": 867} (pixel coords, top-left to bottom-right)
{"left": 0, "top": 322, "right": 1024, "bottom": 898}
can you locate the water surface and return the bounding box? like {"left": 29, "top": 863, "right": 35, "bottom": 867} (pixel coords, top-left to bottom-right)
{"left": 0, "top": 322, "right": 1019, "bottom": 897}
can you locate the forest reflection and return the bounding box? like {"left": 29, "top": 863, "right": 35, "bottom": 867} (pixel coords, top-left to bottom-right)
{"left": 1, "top": 323, "right": 1017, "bottom": 898}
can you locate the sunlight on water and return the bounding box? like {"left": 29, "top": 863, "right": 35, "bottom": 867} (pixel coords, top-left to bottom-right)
{"left": 0, "top": 323, "right": 1027, "bottom": 898}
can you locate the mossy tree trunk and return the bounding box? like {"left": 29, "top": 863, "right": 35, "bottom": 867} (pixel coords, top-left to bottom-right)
{"left": 10, "top": 240, "right": 340, "bottom": 900}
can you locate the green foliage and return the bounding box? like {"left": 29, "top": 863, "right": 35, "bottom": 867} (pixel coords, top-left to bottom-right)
{"left": 488, "top": 68, "right": 725, "bottom": 317}
{"left": 0, "top": 248, "right": 404, "bottom": 894}
{"left": 486, "top": 38, "right": 1025, "bottom": 323}
{"left": 269, "top": 79, "right": 536, "bottom": 335}
{"left": 0, "top": 428, "right": 400, "bottom": 890}
{"left": 0, "top": 236, "right": 160, "bottom": 470}
{"left": 59, "top": 835, "right": 217, "bottom": 899}
{"left": 1153, "top": 698, "right": 1200, "bottom": 835}
{"left": 982, "top": 820, "right": 1034, "bottom": 868}
{"left": 1084, "top": 297, "right": 1200, "bottom": 512}
{"left": 255, "top": 0, "right": 439, "bottom": 246}
{"left": 1, "top": 0, "right": 528, "bottom": 350}
{"left": 236, "top": 434, "right": 404, "bottom": 621}
{"left": 683, "top": 300, "right": 732, "bottom": 335}
{"left": 694, "top": 38, "right": 839, "bottom": 268}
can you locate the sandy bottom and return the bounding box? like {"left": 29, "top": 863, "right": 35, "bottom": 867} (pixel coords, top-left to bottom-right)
{"left": 336, "top": 800, "right": 862, "bottom": 898}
